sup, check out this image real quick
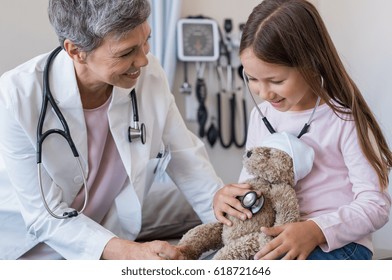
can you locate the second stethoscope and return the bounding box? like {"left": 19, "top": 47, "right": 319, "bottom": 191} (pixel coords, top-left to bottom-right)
{"left": 36, "top": 46, "right": 146, "bottom": 219}
{"left": 242, "top": 67, "right": 321, "bottom": 139}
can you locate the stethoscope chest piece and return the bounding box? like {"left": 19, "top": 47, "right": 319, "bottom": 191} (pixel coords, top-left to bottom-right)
{"left": 128, "top": 122, "right": 146, "bottom": 144}
{"left": 238, "top": 191, "right": 264, "bottom": 215}
{"left": 128, "top": 88, "right": 146, "bottom": 144}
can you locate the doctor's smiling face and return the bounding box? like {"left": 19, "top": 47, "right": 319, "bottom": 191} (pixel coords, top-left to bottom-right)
{"left": 68, "top": 21, "right": 151, "bottom": 93}
{"left": 241, "top": 48, "right": 318, "bottom": 112}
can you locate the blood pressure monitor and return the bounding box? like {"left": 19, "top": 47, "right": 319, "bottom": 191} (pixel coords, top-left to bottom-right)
{"left": 177, "top": 18, "right": 220, "bottom": 62}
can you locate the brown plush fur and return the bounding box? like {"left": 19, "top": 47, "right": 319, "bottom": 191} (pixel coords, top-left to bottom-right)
{"left": 177, "top": 147, "right": 300, "bottom": 260}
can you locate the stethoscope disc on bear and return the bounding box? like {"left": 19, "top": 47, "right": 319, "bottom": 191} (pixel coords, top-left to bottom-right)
{"left": 239, "top": 191, "right": 264, "bottom": 214}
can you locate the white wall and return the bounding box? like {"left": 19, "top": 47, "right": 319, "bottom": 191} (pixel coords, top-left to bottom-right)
{"left": 0, "top": 0, "right": 58, "bottom": 74}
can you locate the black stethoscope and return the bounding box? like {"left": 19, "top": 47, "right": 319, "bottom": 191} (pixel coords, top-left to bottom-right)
{"left": 238, "top": 68, "right": 321, "bottom": 215}
{"left": 36, "top": 46, "right": 146, "bottom": 219}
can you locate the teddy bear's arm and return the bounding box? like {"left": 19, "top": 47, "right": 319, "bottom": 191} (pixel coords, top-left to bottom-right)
{"left": 270, "top": 184, "right": 300, "bottom": 226}
{"left": 177, "top": 222, "right": 223, "bottom": 260}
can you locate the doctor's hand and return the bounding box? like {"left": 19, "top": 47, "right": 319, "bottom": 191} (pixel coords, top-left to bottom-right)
{"left": 102, "top": 237, "right": 185, "bottom": 260}
{"left": 213, "top": 183, "right": 259, "bottom": 226}
{"left": 254, "top": 220, "right": 326, "bottom": 260}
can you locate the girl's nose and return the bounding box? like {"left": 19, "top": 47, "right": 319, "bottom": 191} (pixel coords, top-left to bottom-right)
{"left": 255, "top": 82, "right": 274, "bottom": 101}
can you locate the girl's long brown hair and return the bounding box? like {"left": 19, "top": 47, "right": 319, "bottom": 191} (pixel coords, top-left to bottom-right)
{"left": 240, "top": 0, "right": 392, "bottom": 190}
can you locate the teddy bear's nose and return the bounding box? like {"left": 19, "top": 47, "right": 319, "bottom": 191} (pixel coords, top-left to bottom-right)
{"left": 246, "top": 150, "right": 252, "bottom": 158}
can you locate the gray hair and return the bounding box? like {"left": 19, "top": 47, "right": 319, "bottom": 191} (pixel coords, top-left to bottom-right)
{"left": 48, "top": 0, "right": 151, "bottom": 52}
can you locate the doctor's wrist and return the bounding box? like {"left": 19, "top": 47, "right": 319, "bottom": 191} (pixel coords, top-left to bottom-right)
{"left": 101, "top": 237, "right": 128, "bottom": 260}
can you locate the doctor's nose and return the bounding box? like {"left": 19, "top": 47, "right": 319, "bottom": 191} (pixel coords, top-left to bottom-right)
{"left": 134, "top": 46, "right": 149, "bottom": 68}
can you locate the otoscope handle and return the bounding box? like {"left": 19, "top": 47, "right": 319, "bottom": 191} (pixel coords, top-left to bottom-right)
{"left": 196, "top": 78, "right": 208, "bottom": 138}
{"left": 196, "top": 78, "right": 207, "bottom": 103}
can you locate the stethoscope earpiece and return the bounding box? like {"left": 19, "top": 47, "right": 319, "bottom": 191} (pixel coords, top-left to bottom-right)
{"left": 238, "top": 191, "right": 264, "bottom": 215}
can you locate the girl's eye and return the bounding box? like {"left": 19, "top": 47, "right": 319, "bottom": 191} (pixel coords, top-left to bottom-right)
{"left": 270, "top": 80, "right": 284, "bottom": 85}
{"left": 247, "top": 76, "right": 257, "bottom": 82}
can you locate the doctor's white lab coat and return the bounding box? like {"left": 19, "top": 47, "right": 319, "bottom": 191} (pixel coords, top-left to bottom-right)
{"left": 0, "top": 50, "right": 223, "bottom": 259}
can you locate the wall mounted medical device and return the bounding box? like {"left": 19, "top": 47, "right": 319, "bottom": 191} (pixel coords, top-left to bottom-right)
{"left": 177, "top": 18, "right": 220, "bottom": 62}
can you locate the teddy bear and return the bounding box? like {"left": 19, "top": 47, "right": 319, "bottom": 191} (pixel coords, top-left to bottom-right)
{"left": 177, "top": 132, "right": 315, "bottom": 260}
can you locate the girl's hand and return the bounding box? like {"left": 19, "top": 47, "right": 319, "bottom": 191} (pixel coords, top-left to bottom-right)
{"left": 213, "top": 183, "right": 259, "bottom": 226}
{"left": 254, "top": 220, "right": 326, "bottom": 260}
{"left": 102, "top": 238, "right": 185, "bottom": 260}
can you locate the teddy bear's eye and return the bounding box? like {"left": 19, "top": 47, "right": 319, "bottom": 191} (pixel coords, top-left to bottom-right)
{"left": 246, "top": 151, "right": 252, "bottom": 158}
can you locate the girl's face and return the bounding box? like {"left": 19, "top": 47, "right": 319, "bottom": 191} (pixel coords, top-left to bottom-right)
{"left": 240, "top": 48, "right": 317, "bottom": 111}
{"left": 80, "top": 21, "right": 151, "bottom": 90}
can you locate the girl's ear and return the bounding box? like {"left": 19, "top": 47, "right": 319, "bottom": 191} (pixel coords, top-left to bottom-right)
{"left": 63, "top": 39, "right": 87, "bottom": 64}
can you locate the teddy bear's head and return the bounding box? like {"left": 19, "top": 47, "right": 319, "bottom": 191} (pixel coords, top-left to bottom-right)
{"left": 243, "top": 146, "right": 294, "bottom": 186}
{"left": 243, "top": 132, "right": 315, "bottom": 187}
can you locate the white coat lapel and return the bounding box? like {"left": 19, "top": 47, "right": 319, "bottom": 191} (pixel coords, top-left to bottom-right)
{"left": 108, "top": 87, "right": 150, "bottom": 203}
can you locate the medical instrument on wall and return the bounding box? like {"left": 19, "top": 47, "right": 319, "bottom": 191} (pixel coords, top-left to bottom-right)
{"left": 176, "top": 16, "right": 247, "bottom": 148}
{"left": 177, "top": 18, "right": 220, "bottom": 62}
{"left": 179, "top": 62, "right": 192, "bottom": 94}
{"left": 237, "top": 191, "right": 265, "bottom": 215}
{"left": 206, "top": 116, "right": 219, "bottom": 147}
{"left": 242, "top": 67, "right": 321, "bottom": 139}
{"left": 36, "top": 46, "right": 145, "bottom": 219}
{"left": 195, "top": 62, "right": 208, "bottom": 138}
{"left": 177, "top": 16, "right": 220, "bottom": 135}
{"left": 215, "top": 21, "right": 248, "bottom": 149}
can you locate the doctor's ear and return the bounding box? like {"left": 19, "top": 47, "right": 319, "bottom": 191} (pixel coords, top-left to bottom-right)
{"left": 63, "top": 39, "right": 87, "bottom": 64}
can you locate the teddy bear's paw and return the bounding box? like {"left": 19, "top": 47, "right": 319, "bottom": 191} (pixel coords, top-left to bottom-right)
{"left": 176, "top": 245, "right": 202, "bottom": 260}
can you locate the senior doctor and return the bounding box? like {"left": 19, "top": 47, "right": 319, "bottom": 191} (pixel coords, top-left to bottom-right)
{"left": 0, "top": 0, "right": 225, "bottom": 260}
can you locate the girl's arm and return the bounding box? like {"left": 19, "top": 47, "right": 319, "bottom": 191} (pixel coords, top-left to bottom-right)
{"left": 310, "top": 123, "right": 391, "bottom": 252}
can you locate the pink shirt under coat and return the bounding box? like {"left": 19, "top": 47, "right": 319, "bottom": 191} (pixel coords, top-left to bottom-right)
{"left": 239, "top": 101, "right": 391, "bottom": 253}
{"left": 72, "top": 96, "right": 127, "bottom": 223}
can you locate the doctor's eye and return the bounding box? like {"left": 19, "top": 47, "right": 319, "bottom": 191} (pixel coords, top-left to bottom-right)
{"left": 120, "top": 49, "right": 135, "bottom": 57}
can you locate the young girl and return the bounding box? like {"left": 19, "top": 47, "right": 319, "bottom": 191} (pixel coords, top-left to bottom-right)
{"left": 213, "top": 0, "right": 392, "bottom": 260}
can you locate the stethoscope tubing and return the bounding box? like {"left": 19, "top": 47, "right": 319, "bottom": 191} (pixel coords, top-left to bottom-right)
{"left": 37, "top": 47, "right": 88, "bottom": 218}
{"left": 37, "top": 46, "right": 79, "bottom": 163}
{"left": 38, "top": 158, "right": 88, "bottom": 219}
